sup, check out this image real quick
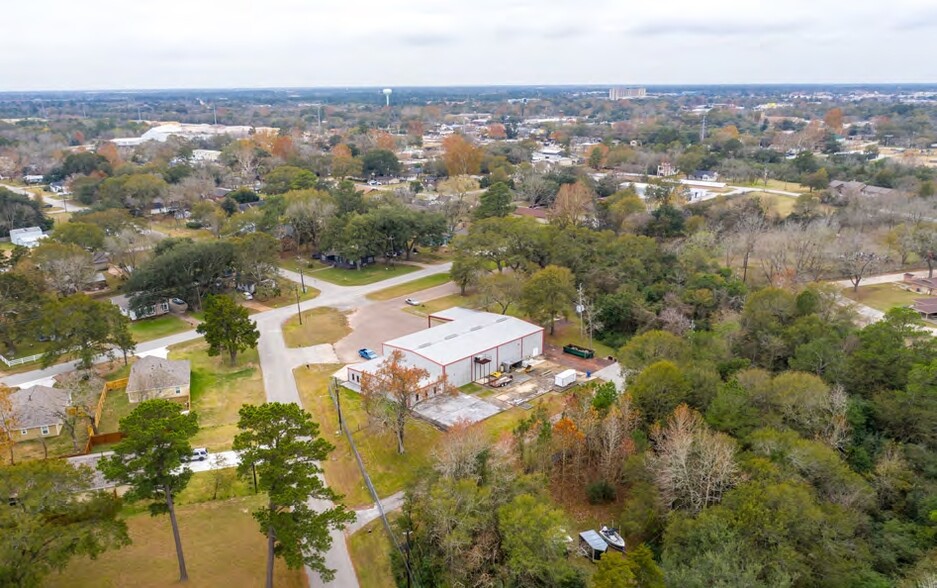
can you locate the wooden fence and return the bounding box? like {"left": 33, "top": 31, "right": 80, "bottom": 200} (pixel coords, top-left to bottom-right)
{"left": 82, "top": 377, "right": 129, "bottom": 453}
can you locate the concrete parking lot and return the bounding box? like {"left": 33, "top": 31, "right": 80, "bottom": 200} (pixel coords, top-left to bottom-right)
{"left": 333, "top": 282, "right": 457, "bottom": 363}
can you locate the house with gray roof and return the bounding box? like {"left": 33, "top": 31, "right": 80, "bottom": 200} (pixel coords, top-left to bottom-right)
{"left": 10, "top": 385, "right": 71, "bottom": 442}
{"left": 126, "top": 356, "right": 191, "bottom": 405}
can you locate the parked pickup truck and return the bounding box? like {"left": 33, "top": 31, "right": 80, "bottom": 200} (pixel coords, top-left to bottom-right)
{"left": 562, "top": 344, "right": 595, "bottom": 359}
{"left": 358, "top": 348, "right": 379, "bottom": 360}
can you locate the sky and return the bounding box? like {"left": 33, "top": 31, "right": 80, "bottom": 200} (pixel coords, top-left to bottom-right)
{"left": 3, "top": 0, "right": 937, "bottom": 91}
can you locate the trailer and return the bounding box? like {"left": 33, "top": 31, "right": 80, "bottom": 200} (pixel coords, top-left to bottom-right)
{"left": 489, "top": 374, "right": 514, "bottom": 388}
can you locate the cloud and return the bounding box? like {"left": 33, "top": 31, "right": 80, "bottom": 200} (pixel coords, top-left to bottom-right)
{"left": 541, "top": 24, "right": 588, "bottom": 40}
{"left": 397, "top": 33, "right": 457, "bottom": 47}
{"left": 629, "top": 19, "right": 803, "bottom": 37}
{"left": 894, "top": 8, "right": 937, "bottom": 30}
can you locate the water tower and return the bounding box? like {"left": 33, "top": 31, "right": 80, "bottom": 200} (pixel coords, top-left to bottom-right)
{"left": 382, "top": 88, "right": 393, "bottom": 106}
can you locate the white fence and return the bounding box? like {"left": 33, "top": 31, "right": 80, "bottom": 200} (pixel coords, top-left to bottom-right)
{"left": 0, "top": 352, "right": 42, "bottom": 367}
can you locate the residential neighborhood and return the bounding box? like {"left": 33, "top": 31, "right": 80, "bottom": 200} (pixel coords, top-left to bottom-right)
{"left": 3, "top": 3, "right": 937, "bottom": 587}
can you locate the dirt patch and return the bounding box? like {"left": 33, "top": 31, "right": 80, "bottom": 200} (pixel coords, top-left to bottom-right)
{"left": 544, "top": 343, "right": 614, "bottom": 373}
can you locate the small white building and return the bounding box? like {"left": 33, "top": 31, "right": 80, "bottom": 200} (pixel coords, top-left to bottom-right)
{"left": 9, "top": 226, "right": 46, "bottom": 248}
{"left": 191, "top": 149, "right": 221, "bottom": 163}
{"left": 347, "top": 308, "right": 545, "bottom": 390}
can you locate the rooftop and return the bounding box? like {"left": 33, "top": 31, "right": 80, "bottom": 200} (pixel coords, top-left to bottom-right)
{"left": 12, "top": 385, "right": 70, "bottom": 429}
{"left": 127, "top": 356, "right": 191, "bottom": 394}
{"left": 384, "top": 308, "right": 542, "bottom": 365}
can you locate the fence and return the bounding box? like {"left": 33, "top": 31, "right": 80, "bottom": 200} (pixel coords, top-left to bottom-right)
{"left": 0, "top": 352, "right": 43, "bottom": 367}
{"left": 83, "top": 377, "right": 129, "bottom": 453}
{"left": 326, "top": 378, "right": 418, "bottom": 587}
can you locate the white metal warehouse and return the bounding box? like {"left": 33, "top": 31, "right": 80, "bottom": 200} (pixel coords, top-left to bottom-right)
{"left": 347, "top": 307, "right": 544, "bottom": 390}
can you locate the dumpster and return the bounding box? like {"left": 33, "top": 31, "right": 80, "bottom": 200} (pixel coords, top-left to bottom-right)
{"left": 563, "top": 344, "right": 595, "bottom": 359}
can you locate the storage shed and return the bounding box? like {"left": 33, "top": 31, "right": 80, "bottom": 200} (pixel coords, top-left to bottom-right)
{"left": 554, "top": 369, "right": 577, "bottom": 388}
{"left": 579, "top": 530, "right": 608, "bottom": 562}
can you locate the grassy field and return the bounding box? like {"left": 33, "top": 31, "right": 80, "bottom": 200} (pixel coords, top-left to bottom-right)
{"left": 747, "top": 191, "right": 797, "bottom": 217}
{"left": 348, "top": 518, "right": 395, "bottom": 588}
{"left": 313, "top": 263, "right": 420, "bottom": 286}
{"left": 149, "top": 218, "right": 212, "bottom": 240}
{"left": 402, "top": 292, "right": 474, "bottom": 317}
{"left": 294, "top": 365, "right": 572, "bottom": 508}
{"left": 842, "top": 283, "right": 921, "bottom": 312}
{"left": 294, "top": 365, "right": 441, "bottom": 508}
{"left": 282, "top": 307, "right": 351, "bottom": 348}
{"left": 406, "top": 248, "right": 453, "bottom": 265}
{"left": 128, "top": 314, "right": 192, "bottom": 343}
{"left": 278, "top": 254, "right": 330, "bottom": 274}
{"left": 365, "top": 273, "right": 451, "bottom": 301}
{"left": 546, "top": 318, "right": 617, "bottom": 359}
{"left": 44, "top": 494, "right": 306, "bottom": 588}
{"left": 169, "top": 340, "right": 266, "bottom": 452}
{"left": 260, "top": 278, "right": 321, "bottom": 309}
{"left": 736, "top": 179, "right": 810, "bottom": 193}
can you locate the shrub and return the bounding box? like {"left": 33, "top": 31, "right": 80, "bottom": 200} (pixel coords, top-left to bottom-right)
{"left": 587, "top": 480, "right": 616, "bottom": 504}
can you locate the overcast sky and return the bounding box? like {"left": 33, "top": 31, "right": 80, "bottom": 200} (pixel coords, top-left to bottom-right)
{"left": 3, "top": 0, "right": 937, "bottom": 91}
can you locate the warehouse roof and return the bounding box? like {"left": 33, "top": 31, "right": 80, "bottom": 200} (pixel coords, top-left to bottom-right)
{"left": 384, "top": 308, "right": 542, "bottom": 366}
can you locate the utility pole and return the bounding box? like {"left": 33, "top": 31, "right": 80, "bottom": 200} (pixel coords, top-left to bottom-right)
{"left": 330, "top": 378, "right": 343, "bottom": 433}
{"left": 576, "top": 284, "right": 585, "bottom": 337}
{"left": 294, "top": 287, "right": 303, "bottom": 325}
{"left": 213, "top": 105, "right": 218, "bottom": 125}
{"left": 700, "top": 112, "right": 708, "bottom": 143}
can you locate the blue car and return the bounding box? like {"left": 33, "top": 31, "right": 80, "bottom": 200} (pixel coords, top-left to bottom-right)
{"left": 358, "top": 348, "right": 378, "bottom": 360}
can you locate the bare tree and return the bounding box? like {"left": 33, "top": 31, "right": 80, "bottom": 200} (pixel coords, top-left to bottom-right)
{"left": 734, "top": 210, "right": 767, "bottom": 283}
{"left": 106, "top": 227, "right": 154, "bottom": 275}
{"left": 832, "top": 230, "right": 889, "bottom": 292}
{"left": 432, "top": 419, "right": 491, "bottom": 482}
{"left": 53, "top": 371, "right": 104, "bottom": 452}
{"left": 649, "top": 404, "right": 739, "bottom": 513}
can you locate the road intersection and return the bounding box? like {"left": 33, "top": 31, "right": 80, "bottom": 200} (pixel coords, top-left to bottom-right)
{"left": 3, "top": 261, "right": 452, "bottom": 587}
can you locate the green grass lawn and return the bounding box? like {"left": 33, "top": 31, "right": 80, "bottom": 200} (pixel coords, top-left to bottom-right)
{"left": 842, "top": 283, "right": 921, "bottom": 313}
{"left": 459, "top": 382, "right": 484, "bottom": 394}
{"left": 736, "top": 178, "right": 809, "bottom": 193}
{"left": 366, "top": 273, "right": 451, "bottom": 301}
{"left": 260, "top": 278, "right": 321, "bottom": 309}
{"left": 278, "top": 254, "right": 330, "bottom": 274}
{"left": 169, "top": 340, "right": 266, "bottom": 451}
{"left": 294, "top": 365, "right": 442, "bottom": 508}
{"left": 128, "top": 314, "right": 192, "bottom": 343}
{"left": 282, "top": 307, "right": 351, "bottom": 348}
{"left": 348, "top": 518, "right": 395, "bottom": 588}
{"left": 407, "top": 247, "right": 453, "bottom": 264}
{"left": 98, "top": 385, "right": 133, "bottom": 434}
{"left": 313, "top": 263, "right": 421, "bottom": 286}
{"left": 402, "top": 292, "right": 476, "bottom": 317}
{"left": 44, "top": 494, "right": 305, "bottom": 588}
